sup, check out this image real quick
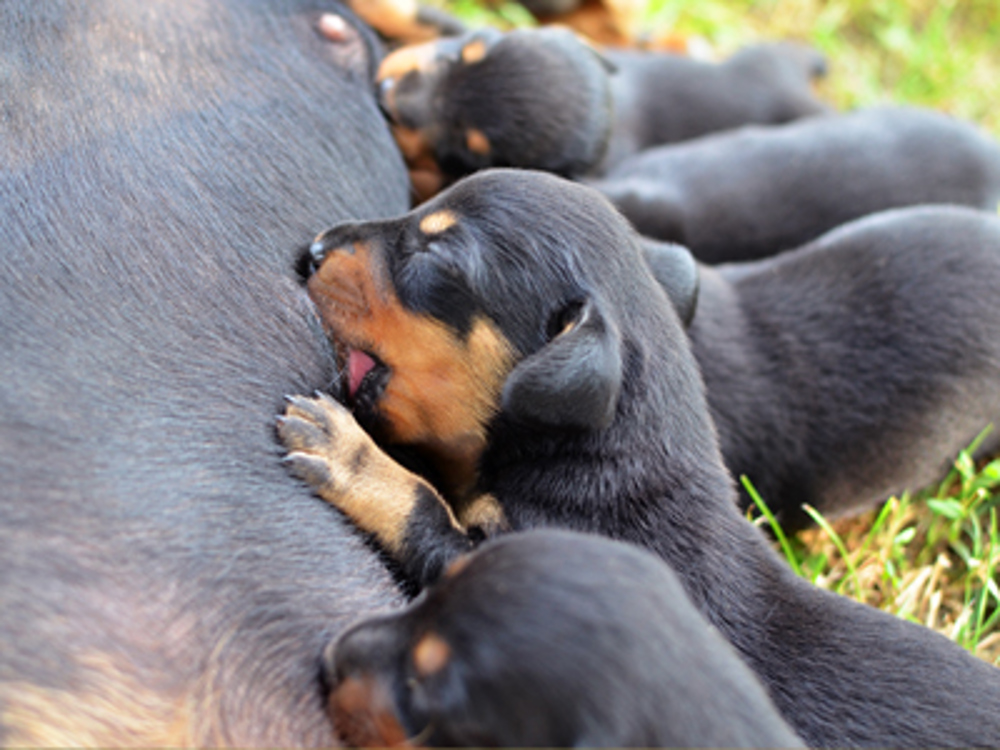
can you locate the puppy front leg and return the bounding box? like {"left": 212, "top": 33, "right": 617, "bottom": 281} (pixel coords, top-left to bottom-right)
{"left": 279, "top": 393, "right": 473, "bottom": 590}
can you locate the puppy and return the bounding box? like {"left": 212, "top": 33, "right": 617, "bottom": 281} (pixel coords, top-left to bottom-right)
{"left": 593, "top": 105, "right": 1000, "bottom": 263}
{"left": 376, "top": 26, "right": 827, "bottom": 196}
{"left": 281, "top": 170, "right": 1000, "bottom": 747}
{"left": 681, "top": 205, "right": 1000, "bottom": 529}
{"left": 326, "top": 529, "right": 803, "bottom": 747}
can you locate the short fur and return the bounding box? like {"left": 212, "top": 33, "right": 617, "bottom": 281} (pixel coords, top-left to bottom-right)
{"left": 679, "top": 210, "right": 1000, "bottom": 529}
{"left": 288, "top": 170, "right": 1000, "bottom": 748}
{"left": 327, "top": 530, "right": 804, "bottom": 748}
{"left": 593, "top": 106, "right": 1000, "bottom": 263}
{"left": 376, "top": 27, "right": 827, "bottom": 186}
{"left": 1, "top": 0, "right": 411, "bottom": 744}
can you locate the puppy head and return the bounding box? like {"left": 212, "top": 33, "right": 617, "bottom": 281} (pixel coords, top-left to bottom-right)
{"left": 324, "top": 531, "right": 653, "bottom": 747}
{"left": 306, "top": 170, "right": 683, "bottom": 490}
{"left": 377, "top": 27, "right": 615, "bottom": 182}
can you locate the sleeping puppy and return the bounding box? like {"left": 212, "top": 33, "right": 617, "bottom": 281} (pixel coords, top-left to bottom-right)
{"left": 325, "top": 529, "right": 803, "bottom": 748}
{"left": 593, "top": 106, "right": 1000, "bottom": 263}
{"left": 683, "top": 206, "right": 1000, "bottom": 530}
{"left": 376, "top": 26, "right": 827, "bottom": 197}
{"left": 280, "top": 169, "right": 1000, "bottom": 748}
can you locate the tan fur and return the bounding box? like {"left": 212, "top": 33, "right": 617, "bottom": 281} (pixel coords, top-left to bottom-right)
{"left": 0, "top": 653, "right": 193, "bottom": 748}
{"left": 283, "top": 395, "right": 459, "bottom": 553}
{"left": 412, "top": 632, "right": 451, "bottom": 678}
{"left": 308, "top": 243, "right": 516, "bottom": 497}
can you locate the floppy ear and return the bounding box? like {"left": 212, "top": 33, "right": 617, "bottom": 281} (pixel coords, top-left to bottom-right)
{"left": 501, "top": 298, "right": 622, "bottom": 430}
{"left": 641, "top": 239, "right": 700, "bottom": 327}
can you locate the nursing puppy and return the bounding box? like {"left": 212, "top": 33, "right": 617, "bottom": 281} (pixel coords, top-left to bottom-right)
{"left": 326, "top": 529, "right": 803, "bottom": 748}
{"left": 281, "top": 170, "right": 1000, "bottom": 747}
{"left": 376, "top": 26, "right": 827, "bottom": 196}
{"left": 593, "top": 106, "right": 1000, "bottom": 263}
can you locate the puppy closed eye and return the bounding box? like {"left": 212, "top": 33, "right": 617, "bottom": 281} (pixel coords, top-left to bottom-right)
{"left": 547, "top": 300, "right": 585, "bottom": 340}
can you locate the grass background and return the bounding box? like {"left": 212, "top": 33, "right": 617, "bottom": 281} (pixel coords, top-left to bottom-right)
{"left": 437, "top": 0, "right": 1000, "bottom": 663}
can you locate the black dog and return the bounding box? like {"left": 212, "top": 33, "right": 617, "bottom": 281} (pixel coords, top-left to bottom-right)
{"left": 1, "top": 0, "right": 413, "bottom": 744}
{"left": 282, "top": 170, "right": 1000, "bottom": 747}
{"left": 326, "top": 529, "right": 803, "bottom": 747}
{"left": 376, "top": 26, "right": 827, "bottom": 194}
{"left": 593, "top": 105, "right": 1000, "bottom": 263}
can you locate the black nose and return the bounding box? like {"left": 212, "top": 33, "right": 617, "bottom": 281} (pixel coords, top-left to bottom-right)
{"left": 377, "top": 77, "right": 396, "bottom": 117}
{"left": 310, "top": 223, "right": 362, "bottom": 267}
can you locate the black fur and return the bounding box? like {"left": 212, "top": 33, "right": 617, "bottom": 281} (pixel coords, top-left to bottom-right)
{"left": 668, "top": 206, "right": 1000, "bottom": 529}
{"left": 594, "top": 106, "right": 1000, "bottom": 263}
{"left": 378, "top": 27, "right": 827, "bottom": 181}
{"left": 0, "top": 0, "right": 411, "bottom": 744}
{"left": 304, "top": 170, "right": 1000, "bottom": 747}
{"left": 327, "top": 529, "right": 804, "bottom": 747}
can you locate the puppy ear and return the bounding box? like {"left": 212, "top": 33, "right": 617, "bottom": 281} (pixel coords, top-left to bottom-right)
{"left": 641, "top": 239, "right": 700, "bottom": 327}
{"left": 501, "top": 298, "right": 622, "bottom": 430}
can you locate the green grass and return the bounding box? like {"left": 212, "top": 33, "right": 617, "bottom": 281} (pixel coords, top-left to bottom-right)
{"left": 438, "top": 0, "right": 1000, "bottom": 662}
{"left": 639, "top": 0, "right": 1000, "bottom": 137}
{"left": 746, "top": 440, "right": 1000, "bottom": 665}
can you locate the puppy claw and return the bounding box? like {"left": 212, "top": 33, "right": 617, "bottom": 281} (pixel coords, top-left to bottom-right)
{"left": 283, "top": 451, "right": 334, "bottom": 489}
{"left": 276, "top": 413, "right": 328, "bottom": 453}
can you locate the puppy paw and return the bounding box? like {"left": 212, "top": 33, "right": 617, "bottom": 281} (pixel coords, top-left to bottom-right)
{"left": 278, "top": 392, "right": 435, "bottom": 553}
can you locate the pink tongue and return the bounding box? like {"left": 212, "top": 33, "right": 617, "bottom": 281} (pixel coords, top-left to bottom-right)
{"left": 348, "top": 349, "right": 377, "bottom": 398}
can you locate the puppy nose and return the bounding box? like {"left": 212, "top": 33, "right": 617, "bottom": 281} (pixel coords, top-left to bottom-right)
{"left": 377, "top": 77, "right": 396, "bottom": 117}
{"left": 310, "top": 224, "right": 360, "bottom": 267}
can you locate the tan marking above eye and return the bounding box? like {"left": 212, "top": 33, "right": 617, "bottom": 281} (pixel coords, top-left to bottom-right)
{"left": 412, "top": 632, "right": 451, "bottom": 678}
{"left": 461, "top": 38, "right": 488, "bottom": 64}
{"left": 465, "top": 128, "right": 491, "bottom": 156}
{"left": 419, "top": 209, "right": 458, "bottom": 235}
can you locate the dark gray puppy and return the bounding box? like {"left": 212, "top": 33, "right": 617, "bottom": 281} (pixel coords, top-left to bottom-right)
{"left": 284, "top": 171, "right": 1000, "bottom": 748}
{"left": 596, "top": 106, "right": 1000, "bottom": 262}
{"left": 327, "top": 530, "right": 803, "bottom": 748}
{"left": 377, "top": 26, "right": 827, "bottom": 184}
{"left": 653, "top": 205, "right": 1000, "bottom": 529}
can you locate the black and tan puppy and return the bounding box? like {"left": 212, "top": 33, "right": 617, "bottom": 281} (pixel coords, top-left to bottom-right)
{"left": 377, "top": 26, "right": 827, "bottom": 196}
{"left": 593, "top": 105, "right": 1000, "bottom": 263}
{"left": 326, "top": 529, "right": 803, "bottom": 747}
{"left": 280, "top": 170, "right": 1000, "bottom": 747}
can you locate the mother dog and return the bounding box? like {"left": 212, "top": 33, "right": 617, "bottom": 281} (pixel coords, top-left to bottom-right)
{"left": 0, "top": 0, "right": 412, "bottom": 744}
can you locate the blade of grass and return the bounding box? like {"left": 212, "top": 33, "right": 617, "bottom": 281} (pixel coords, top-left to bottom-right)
{"left": 741, "top": 475, "right": 802, "bottom": 577}
{"left": 802, "top": 503, "right": 861, "bottom": 597}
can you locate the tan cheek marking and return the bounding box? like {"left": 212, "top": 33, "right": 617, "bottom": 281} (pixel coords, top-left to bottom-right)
{"left": 308, "top": 244, "right": 517, "bottom": 496}
{"left": 412, "top": 632, "right": 451, "bottom": 678}
{"left": 461, "top": 38, "right": 488, "bottom": 64}
{"left": 391, "top": 124, "right": 436, "bottom": 165}
{"left": 330, "top": 674, "right": 411, "bottom": 747}
{"left": 419, "top": 210, "right": 458, "bottom": 235}
{"left": 465, "top": 128, "right": 491, "bottom": 156}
